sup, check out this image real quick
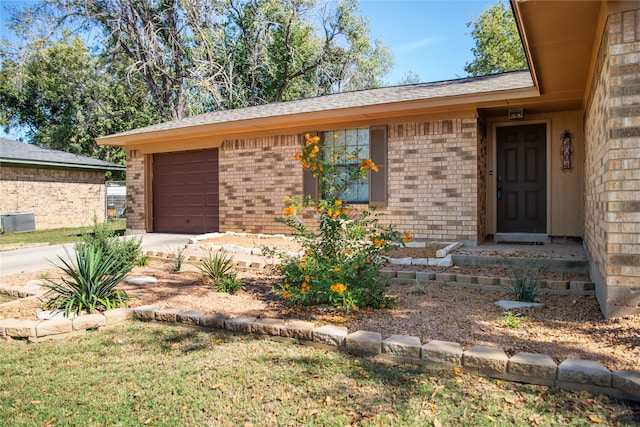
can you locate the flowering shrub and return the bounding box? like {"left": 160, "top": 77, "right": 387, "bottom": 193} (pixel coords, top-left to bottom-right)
{"left": 272, "top": 133, "right": 411, "bottom": 311}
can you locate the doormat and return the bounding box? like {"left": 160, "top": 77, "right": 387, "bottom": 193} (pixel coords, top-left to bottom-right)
{"left": 496, "top": 241, "right": 544, "bottom": 246}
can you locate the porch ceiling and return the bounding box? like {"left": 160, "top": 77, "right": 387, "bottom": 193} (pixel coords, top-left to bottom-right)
{"left": 482, "top": 0, "right": 605, "bottom": 118}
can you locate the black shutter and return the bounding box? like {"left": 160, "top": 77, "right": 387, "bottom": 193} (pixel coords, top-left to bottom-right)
{"left": 369, "top": 125, "right": 388, "bottom": 206}
{"left": 302, "top": 132, "right": 319, "bottom": 199}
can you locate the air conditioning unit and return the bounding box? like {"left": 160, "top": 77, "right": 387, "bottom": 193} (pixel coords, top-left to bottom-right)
{"left": 1, "top": 212, "right": 36, "bottom": 233}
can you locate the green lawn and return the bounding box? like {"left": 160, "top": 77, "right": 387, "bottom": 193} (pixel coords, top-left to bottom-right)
{"left": 0, "top": 323, "right": 636, "bottom": 426}
{"left": 0, "top": 220, "right": 125, "bottom": 247}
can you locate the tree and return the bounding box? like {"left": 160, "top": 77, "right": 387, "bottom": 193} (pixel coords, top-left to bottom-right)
{"left": 464, "top": 1, "right": 527, "bottom": 77}
{"left": 19, "top": 0, "right": 392, "bottom": 121}
{"left": 0, "top": 34, "right": 159, "bottom": 176}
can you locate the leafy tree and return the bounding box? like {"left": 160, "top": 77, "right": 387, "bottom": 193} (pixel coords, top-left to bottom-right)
{"left": 17, "top": 0, "right": 392, "bottom": 121}
{"left": 464, "top": 1, "right": 527, "bottom": 76}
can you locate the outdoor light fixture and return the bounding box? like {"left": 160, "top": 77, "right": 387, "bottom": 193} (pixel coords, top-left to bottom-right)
{"left": 508, "top": 108, "right": 524, "bottom": 120}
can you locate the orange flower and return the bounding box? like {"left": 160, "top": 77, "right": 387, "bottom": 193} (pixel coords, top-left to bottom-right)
{"left": 298, "top": 262, "right": 307, "bottom": 269}
{"left": 294, "top": 152, "right": 302, "bottom": 161}
{"left": 334, "top": 199, "right": 342, "bottom": 207}
{"left": 282, "top": 292, "right": 291, "bottom": 299}
{"left": 333, "top": 266, "right": 342, "bottom": 272}
{"left": 373, "top": 237, "right": 386, "bottom": 247}
{"left": 330, "top": 283, "right": 346, "bottom": 294}
{"left": 308, "top": 145, "right": 320, "bottom": 158}
{"left": 305, "top": 275, "right": 311, "bottom": 283}
{"left": 344, "top": 247, "right": 352, "bottom": 255}
{"left": 283, "top": 205, "right": 295, "bottom": 216}
{"left": 301, "top": 282, "right": 310, "bottom": 293}
{"left": 360, "top": 158, "right": 379, "bottom": 172}
{"left": 354, "top": 265, "right": 359, "bottom": 270}
{"left": 403, "top": 231, "right": 412, "bottom": 243}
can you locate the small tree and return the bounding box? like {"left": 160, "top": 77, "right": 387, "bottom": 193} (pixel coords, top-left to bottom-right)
{"left": 272, "top": 133, "right": 411, "bottom": 311}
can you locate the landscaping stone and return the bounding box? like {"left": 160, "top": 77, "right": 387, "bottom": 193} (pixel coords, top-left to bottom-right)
{"left": 2, "top": 319, "right": 39, "bottom": 338}
{"left": 499, "top": 277, "right": 515, "bottom": 287}
{"left": 570, "top": 281, "right": 595, "bottom": 291}
{"left": 396, "top": 271, "right": 416, "bottom": 280}
{"left": 456, "top": 274, "right": 476, "bottom": 284}
{"left": 225, "top": 316, "right": 256, "bottom": 333}
{"left": 155, "top": 307, "right": 183, "bottom": 323}
{"left": 612, "top": 371, "right": 640, "bottom": 398}
{"left": 436, "top": 242, "right": 462, "bottom": 258}
{"left": 411, "top": 258, "right": 429, "bottom": 266}
{"left": 104, "top": 308, "right": 134, "bottom": 325}
{"left": 282, "top": 320, "right": 314, "bottom": 340}
{"left": 36, "top": 310, "right": 77, "bottom": 321}
{"left": 252, "top": 318, "right": 285, "bottom": 336}
{"left": 380, "top": 269, "right": 396, "bottom": 278}
{"left": 72, "top": 313, "right": 106, "bottom": 331}
{"left": 133, "top": 305, "right": 160, "bottom": 321}
{"left": 477, "top": 276, "right": 499, "bottom": 285}
{"left": 176, "top": 310, "right": 205, "bottom": 326}
{"left": 557, "top": 359, "right": 612, "bottom": 387}
{"left": 496, "top": 300, "right": 544, "bottom": 310}
{"left": 201, "top": 313, "right": 228, "bottom": 329}
{"left": 508, "top": 352, "right": 557, "bottom": 379}
{"left": 463, "top": 346, "right": 509, "bottom": 373}
{"left": 313, "top": 325, "right": 348, "bottom": 346}
{"left": 421, "top": 340, "right": 463, "bottom": 365}
{"left": 125, "top": 276, "right": 158, "bottom": 286}
{"left": 416, "top": 271, "right": 435, "bottom": 282}
{"left": 36, "top": 319, "right": 73, "bottom": 337}
{"left": 389, "top": 257, "right": 412, "bottom": 265}
{"left": 346, "top": 330, "right": 382, "bottom": 354}
{"left": 382, "top": 334, "right": 422, "bottom": 358}
{"left": 428, "top": 255, "right": 452, "bottom": 267}
{"left": 545, "top": 280, "right": 570, "bottom": 290}
{"left": 434, "top": 273, "right": 456, "bottom": 282}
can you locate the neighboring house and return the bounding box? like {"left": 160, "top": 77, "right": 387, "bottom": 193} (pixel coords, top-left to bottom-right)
{"left": 97, "top": 1, "right": 639, "bottom": 318}
{"left": 0, "top": 138, "right": 125, "bottom": 230}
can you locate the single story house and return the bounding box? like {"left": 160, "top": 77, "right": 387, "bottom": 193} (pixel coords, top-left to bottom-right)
{"left": 0, "top": 138, "right": 125, "bottom": 230}
{"left": 98, "top": 0, "right": 639, "bottom": 318}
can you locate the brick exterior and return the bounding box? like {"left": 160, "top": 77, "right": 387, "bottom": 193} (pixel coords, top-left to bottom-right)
{"left": 382, "top": 118, "right": 482, "bottom": 243}
{"left": 125, "top": 150, "right": 146, "bottom": 233}
{"left": 585, "top": 8, "right": 640, "bottom": 317}
{"left": 0, "top": 166, "right": 106, "bottom": 230}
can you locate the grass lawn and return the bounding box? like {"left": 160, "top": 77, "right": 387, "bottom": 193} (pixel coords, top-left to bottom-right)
{"left": 0, "top": 323, "right": 636, "bottom": 426}
{"left": 0, "top": 220, "right": 126, "bottom": 247}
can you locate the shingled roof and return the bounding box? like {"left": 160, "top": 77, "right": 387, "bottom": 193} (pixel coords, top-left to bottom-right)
{"left": 0, "top": 138, "right": 125, "bottom": 171}
{"left": 99, "top": 71, "right": 534, "bottom": 142}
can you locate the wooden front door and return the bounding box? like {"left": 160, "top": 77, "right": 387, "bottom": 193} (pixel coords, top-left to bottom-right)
{"left": 496, "top": 124, "right": 546, "bottom": 233}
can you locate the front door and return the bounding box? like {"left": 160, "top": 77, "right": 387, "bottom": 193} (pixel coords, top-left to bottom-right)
{"left": 496, "top": 124, "right": 546, "bottom": 233}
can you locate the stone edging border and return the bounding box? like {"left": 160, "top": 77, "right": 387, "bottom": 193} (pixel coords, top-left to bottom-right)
{"left": 0, "top": 302, "right": 638, "bottom": 402}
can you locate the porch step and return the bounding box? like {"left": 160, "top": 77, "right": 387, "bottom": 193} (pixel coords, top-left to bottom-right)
{"left": 452, "top": 254, "right": 589, "bottom": 274}
{"left": 494, "top": 233, "right": 550, "bottom": 244}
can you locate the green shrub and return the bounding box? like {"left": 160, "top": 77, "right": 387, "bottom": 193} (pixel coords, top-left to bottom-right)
{"left": 272, "top": 133, "right": 411, "bottom": 311}
{"left": 198, "top": 251, "right": 235, "bottom": 282}
{"left": 500, "top": 311, "right": 523, "bottom": 330}
{"left": 44, "top": 244, "right": 131, "bottom": 316}
{"left": 78, "top": 218, "right": 141, "bottom": 274}
{"left": 503, "top": 260, "right": 542, "bottom": 302}
{"left": 168, "top": 246, "right": 187, "bottom": 271}
{"left": 214, "top": 274, "right": 245, "bottom": 294}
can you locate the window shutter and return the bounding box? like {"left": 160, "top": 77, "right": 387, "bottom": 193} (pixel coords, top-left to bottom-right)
{"left": 369, "top": 125, "right": 388, "bottom": 206}
{"left": 302, "top": 132, "right": 319, "bottom": 199}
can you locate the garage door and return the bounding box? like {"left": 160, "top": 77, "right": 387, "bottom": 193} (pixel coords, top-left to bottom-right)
{"left": 153, "top": 149, "right": 219, "bottom": 233}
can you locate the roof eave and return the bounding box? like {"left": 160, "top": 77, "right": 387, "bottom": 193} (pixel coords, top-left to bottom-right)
{"left": 98, "top": 85, "right": 539, "bottom": 147}
{"left": 0, "top": 158, "right": 125, "bottom": 171}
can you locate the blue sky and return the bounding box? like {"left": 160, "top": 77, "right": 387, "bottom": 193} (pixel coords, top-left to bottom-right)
{"left": 1, "top": 0, "right": 494, "bottom": 85}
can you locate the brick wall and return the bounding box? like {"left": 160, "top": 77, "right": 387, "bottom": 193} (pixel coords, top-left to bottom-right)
{"left": 0, "top": 166, "right": 106, "bottom": 230}
{"left": 585, "top": 7, "right": 640, "bottom": 317}
{"left": 382, "top": 118, "right": 480, "bottom": 243}
{"left": 125, "top": 150, "right": 146, "bottom": 232}
{"left": 219, "top": 135, "right": 309, "bottom": 234}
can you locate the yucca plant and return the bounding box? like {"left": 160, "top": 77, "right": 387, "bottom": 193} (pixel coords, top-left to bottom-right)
{"left": 197, "top": 250, "right": 235, "bottom": 282}
{"left": 214, "top": 274, "right": 245, "bottom": 294}
{"left": 44, "top": 244, "right": 131, "bottom": 317}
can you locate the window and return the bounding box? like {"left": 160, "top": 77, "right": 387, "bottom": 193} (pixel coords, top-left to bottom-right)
{"left": 322, "top": 128, "right": 370, "bottom": 203}
{"left": 302, "top": 126, "right": 388, "bottom": 206}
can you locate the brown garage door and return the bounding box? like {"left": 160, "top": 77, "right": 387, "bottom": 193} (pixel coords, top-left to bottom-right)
{"left": 153, "top": 149, "right": 219, "bottom": 233}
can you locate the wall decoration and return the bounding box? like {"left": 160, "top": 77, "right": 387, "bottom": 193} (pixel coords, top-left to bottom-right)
{"left": 561, "top": 130, "right": 573, "bottom": 171}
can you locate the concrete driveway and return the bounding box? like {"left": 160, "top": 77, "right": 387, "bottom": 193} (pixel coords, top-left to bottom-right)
{"left": 0, "top": 233, "right": 195, "bottom": 276}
